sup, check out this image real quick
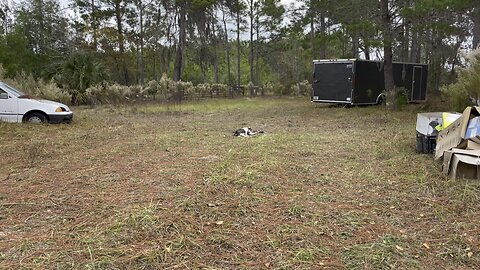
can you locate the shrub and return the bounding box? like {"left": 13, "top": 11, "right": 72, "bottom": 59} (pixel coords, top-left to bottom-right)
{"left": 211, "top": 83, "right": 229, "bottom": 96}
{"left": 0, "top": 68, "right": 71, "bottom": 104}
{"left": 263, "top": 81, "right": 275, "bottom": 95}
{"left": 144, "top": 80, "right": 159, "bottom": 100}
{"left": 442, "top": 48, "right": 480, "bottom": 111}
{"left": 394, "top": 87, "right": 409, "bottom": 110}
{"left": 298, "top": 80, "right": 312, "bottom": 96}
{"left": 159, "top": 74, "right": 173, "bottom": 100}
{"left": 171, "top": 81, "right": 194, "bottom": 102}
{"left": 107, "top": 84, "right": 131, "bottom": 103}
{"left": 195, "top": 83, "right": 211, "bottom": 95}
{"left": 247, "top": 81, "right": 255, "bottom": 96}
{"left": 128, "top": 85, "right": 143, "bottom": 100}
{"left": 290, "top": 80, "right": 312, "bottom": 96}
{"left": 37, "top": 79, "right": 72, "bottom": 105}
{"left": 86, "top": 83, "right": 130, "bottom": 104}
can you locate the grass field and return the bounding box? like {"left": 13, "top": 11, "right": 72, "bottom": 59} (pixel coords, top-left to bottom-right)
{"left": 1, "top": 98, "right": 479, "bottom": 269}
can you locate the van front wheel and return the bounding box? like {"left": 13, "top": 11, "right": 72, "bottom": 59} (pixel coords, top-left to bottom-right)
{"left": 25, "top": 112, "right": 47, "bottom": 123}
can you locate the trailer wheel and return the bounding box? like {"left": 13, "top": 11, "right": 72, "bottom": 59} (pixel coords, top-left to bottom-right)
{"left": 376, "top": 96, "right": 385, "bottom": 105}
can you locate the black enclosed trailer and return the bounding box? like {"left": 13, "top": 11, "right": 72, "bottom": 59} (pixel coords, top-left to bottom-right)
{"left": 311, "top": 59, "right": 428, "bottom": 105}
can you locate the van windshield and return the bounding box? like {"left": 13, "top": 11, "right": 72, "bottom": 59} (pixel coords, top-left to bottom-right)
{"left": 0, "top": 82, "right": 25, "bottom": 97}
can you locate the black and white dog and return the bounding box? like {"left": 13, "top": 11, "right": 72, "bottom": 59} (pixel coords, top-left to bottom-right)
{"left": 233, "top": 127, "right": 264, "bottom": 137}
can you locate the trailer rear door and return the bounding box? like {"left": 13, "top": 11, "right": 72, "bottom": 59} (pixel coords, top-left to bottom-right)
{"left": 312, "top": 62, "right": 353, "bottom": 103}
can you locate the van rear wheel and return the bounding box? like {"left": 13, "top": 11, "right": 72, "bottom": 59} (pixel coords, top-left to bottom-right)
{"left": 25, "top": 112, "right": 47, "bottom": 123}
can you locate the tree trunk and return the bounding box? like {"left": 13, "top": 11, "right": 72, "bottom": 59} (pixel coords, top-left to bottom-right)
{"left": 236, "top": 2, "right": 241, "bottom": 87}
{"left": 352, "top": 34, "right": 359, "bottom": 59}
{"left": 249, "top": 0, "right": 254, "bottom": 92}
{"left": 139, "top": 2, "right": 144, "bottom": 85}
{"left": 255, "top": 13, "right": 260, "bottom": 86}
{"left": 430, "top": 33, "right": 443, "bottom": 94}
{"left": 319, "top": 11, "right": 326, "bottom": 59}
{"left": 212, "top": 20, "right": 219, "bottom": 84}
{"left": 474, "top": 7, "right": 480, "bottom": 49}
{"left": 155, "top": 7, "right": 163, "bottom": 79}
{"left": 363, "top": 40, "right": 371, "bottom": 60}
{"left": 160, "top": 47, "right": 166, "bottom": 75}
{"left": 381, "top": 0, "right": 395, "bottom": 108}
{"left": 401, "top": 0, "right": 410, "bottom": 62}
{"left": 222, "top": 7, "right": 231, "bottom": 87}
{"left": 310, "top": 0, "right": 315, "bottom": 59}
{"left": 153, "top": 49, "right": 157, "bottom": 81}
{"left": 410, "top": 29, "right": 419, "bottom": 62}
{"left": 114, "top": 0, "right": 129, "bottom": 84}
{"left": 402, "top": 22, "right": 409, "bottom": 62}
{"left": 449, "top": 38, "right": 462, "bottom": 84}
{"left": 37, "top": 0, "right": 45, "bottom": 52}
{"left": 173, "top": 4, "right": 186, "bottom": 82}
{"left": 91, "top": 0, "right": 97, "bottom": 50}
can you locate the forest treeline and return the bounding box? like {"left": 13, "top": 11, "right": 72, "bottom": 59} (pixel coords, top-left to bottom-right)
{"left": 0, "top": 0, "right": 479, "bottom": 104}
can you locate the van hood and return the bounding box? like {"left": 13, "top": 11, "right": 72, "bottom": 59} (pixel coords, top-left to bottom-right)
{"left": 19, "top": 96, "right": 70, "bottom": 111}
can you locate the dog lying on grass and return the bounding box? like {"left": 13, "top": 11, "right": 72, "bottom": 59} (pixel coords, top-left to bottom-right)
{"left": 233, "top": 127, "right": 264, "bottom": 137}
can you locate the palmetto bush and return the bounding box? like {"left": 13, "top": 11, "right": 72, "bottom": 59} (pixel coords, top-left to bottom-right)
{"left": 55, "top": 52, "right": 108, "bottom": 105}
{"left": 290, "top": 80, "right": 312, "bottom": 96}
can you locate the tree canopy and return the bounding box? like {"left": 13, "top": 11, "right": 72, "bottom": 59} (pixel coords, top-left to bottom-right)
{"left": 0, "top": 0, "right": 479, "bottom": 95}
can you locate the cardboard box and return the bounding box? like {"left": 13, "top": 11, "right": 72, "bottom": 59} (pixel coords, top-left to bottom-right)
{"left": 443, "top": 148, "right": 480, "bottom": 179}
{"left": 465, "top": 140, "right": 480, "bottom": 150}
{"left": 435, "top": 106, "right": 480, "bottom": 160}
{"left": 443, "top": 112, "right": 462, "bottom": 129}
{"left": 465, "top": 116, "right": 480, "bottom": 143}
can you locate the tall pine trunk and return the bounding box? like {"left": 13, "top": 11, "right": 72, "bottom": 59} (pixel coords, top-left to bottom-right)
{"left": 222, "top": 8, "right": 231, "bottom": 87}
{"left": 114, "top": 0, "right": 129, "bottom": 84}
{"left": 410, "top": 30, "right": 420, "bottom": 63}
{"left": 173, "top": 5, "right": 186, "bottom": 82}
{"left": 255, "top": 13, "right": 260, "bottom": 87}
{"left": 363, "top": 40, "right": 371, "bottom": 60}
{"left": 381, "top": 0, "right": 395, "bottom": 108}
{"left": 310, "top": 0, "right": 315, "bottom": 59}
{"left": 249, "top": 0, "right": 254, "bottom": 91}
{"left": 352, "top": 34, "right": 359, "bottom": 59}
{"left": 213, "top": 21, "right": 219, "bottom": 84}
{"left": 319, "top": 12, "right": 326, "bottom": 59}
{"left": 402, "top": 23, "right": 409, "bottom": 62}
{"left": 138, "top": 2, "right": 144, "bottom": 85}
{"left": 474, "top": 7, "right": 480, "bottom": 49}
{"left": 91, "top": 0, "right": 97, "bottom": 50}
{"left": 236, "top": 2, "right": 241, "bottom": 88}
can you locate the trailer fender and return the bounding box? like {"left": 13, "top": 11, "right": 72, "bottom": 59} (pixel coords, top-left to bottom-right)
{"left": 376, "top": 93, "right": 386, "bottom": 105}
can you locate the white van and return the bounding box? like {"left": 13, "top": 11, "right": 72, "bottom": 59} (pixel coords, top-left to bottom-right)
{"left": 0, "top": 81, "right": 73, "bottom": 123}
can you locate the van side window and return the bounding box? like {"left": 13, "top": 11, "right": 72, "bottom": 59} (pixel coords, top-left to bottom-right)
{"left": 0, "top": 89, "right": 8, "bottom": 99}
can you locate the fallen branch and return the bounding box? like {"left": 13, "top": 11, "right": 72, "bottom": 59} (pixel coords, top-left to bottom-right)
{"left": 24, "top": 212, "right": 40, "bottom": 224}
{"left": 0, "top": 202, "right": 41, "bottom": 207}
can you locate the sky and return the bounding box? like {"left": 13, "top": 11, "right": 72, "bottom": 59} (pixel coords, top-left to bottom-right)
{"left": 53, "top": 0, "right": 301, "bottom": 39}
{"left": 57, "top": 0, "right": 298, "bottom": 9}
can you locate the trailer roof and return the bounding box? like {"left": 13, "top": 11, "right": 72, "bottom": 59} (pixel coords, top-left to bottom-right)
{"left": 313, "top": 59, "right": 354, "bottom": 64}
{"left": 313, "top": 59, "right": 428, "bottom": 66}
